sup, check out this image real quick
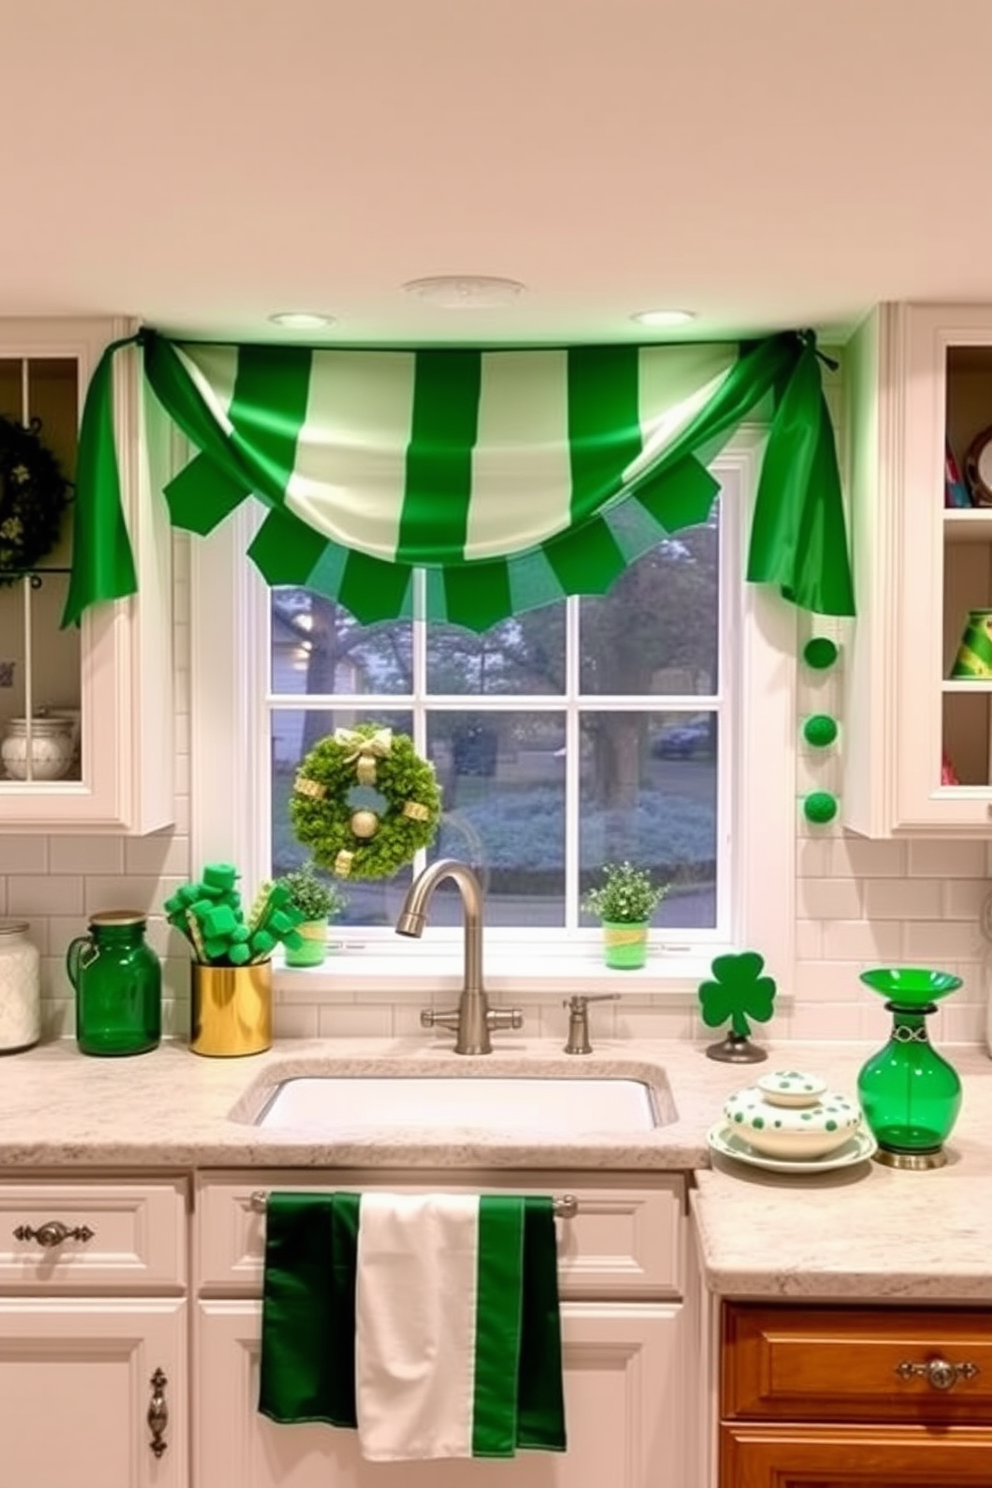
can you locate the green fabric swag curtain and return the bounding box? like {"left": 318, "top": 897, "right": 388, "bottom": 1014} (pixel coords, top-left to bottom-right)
{"left": 62, "top": 328, "right": 854, "bottom": 631}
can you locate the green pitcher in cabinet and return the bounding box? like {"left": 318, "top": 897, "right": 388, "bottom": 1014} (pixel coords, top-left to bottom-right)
{"left": 66, "top": 911, "right": 162, "bottom": 1056}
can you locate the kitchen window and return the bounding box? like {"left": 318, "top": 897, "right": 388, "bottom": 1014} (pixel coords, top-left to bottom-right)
{"left": 190, "top": 433, "right": 796, "bottom": 991}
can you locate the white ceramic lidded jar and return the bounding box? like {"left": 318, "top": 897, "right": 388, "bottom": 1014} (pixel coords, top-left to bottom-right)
{"left": 0, "top": 716, "right": 76, "bottom": 781}
{"left": 0, "top": 920, "right": 41, "bottom": 1052}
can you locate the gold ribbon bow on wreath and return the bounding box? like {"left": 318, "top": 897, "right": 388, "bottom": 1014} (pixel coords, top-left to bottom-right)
{"left": 333, "top": 725, "right": 393, "bottom": 785}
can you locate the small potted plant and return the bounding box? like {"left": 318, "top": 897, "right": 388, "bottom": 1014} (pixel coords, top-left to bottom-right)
{"left": 274, "top": 861, "right": 347, "bottom": 968}
{"left": 582, "top": 860, "right": 668, "bottom": 969}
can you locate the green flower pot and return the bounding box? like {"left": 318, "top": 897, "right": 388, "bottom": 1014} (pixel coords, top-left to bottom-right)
{"left": 602, "top": 921, "right": 648, "bottom": 970}
{"left": 284, "top": 921, "right": 328, "bottom": 968}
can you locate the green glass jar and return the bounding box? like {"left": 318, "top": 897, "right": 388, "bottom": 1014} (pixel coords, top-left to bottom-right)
{"left": 857, "top": 967, "right": 963, "bottom": 1168}
{"left": 66, "top": 912, "right": 162, "bottom": 1057}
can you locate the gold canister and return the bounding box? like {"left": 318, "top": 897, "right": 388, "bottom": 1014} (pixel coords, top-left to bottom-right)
{"left": 190, "top": 961, "right": 272, "bottom": 1057}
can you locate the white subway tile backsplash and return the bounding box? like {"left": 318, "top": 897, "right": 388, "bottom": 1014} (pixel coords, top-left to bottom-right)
{"left": 9, "top": 875, "right": 84, "bottom": 916}
{"left": 48, "top": 836, "right": 125, "bottom": 875}
{"left": 796, "top": 839, "right": 833, "bottom": 876}
{"left": 829, "top": 836, "right": 907, "bottom": 878}
{"left": 318, "top": 1003, "right": 395, "bottom": 1038}
{"left": 123, "top": 832, "right": 190, "bottom": 877}
{"left": 903, "top": 918, "right": 985, "bottom": 962}
{"left": 820, "top": 918, "right": 903, "bottom": 962}
{"left": 0, "top": 837, "right": 48, "bottom": 874}
{"left": 908, "top": 839, "right": 989, "bottom": 878}
{"left": 795, "top": 918, "right": 823, "bottom": 960}
{"left": 793, "top": 958, "right": 866, "bottom": 1003}
{"left": 943, "top": 879, "right": 991, "bottom": 921}
{"left": 798, "top": 876, "right": 864, "bottom": 919}
{"left": 864, "top": 877, "right": 943, "bottom": 920}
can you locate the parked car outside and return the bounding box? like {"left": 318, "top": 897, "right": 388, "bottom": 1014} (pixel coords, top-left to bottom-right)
{"left": 652, "top": 721, "right": 710, "bottom": 759}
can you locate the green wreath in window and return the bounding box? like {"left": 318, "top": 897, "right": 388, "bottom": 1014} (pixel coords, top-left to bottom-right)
{"left": 290, "top": 724, "right": 442, "bottom": 880}
{"left": 0, "top": 415, "right": 72, "bottom": 582}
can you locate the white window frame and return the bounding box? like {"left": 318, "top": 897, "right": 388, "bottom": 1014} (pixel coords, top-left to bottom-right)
{"left": 190, "top": 428, "right": 796, "bottom": 998}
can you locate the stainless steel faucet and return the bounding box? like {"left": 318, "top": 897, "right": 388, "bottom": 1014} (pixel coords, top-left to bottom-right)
{"left": 395, "top": 858, "right": 523, "bottom": 1055}
{"left": 562, "top": 994, "right": 620, "bottom": 1054}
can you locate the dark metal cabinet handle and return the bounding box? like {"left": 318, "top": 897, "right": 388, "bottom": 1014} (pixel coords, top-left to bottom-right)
{"left": 13, "top": 1220, "right": 95, "bottom": 1247}
{"left": 147, "top": 1367, "right": 169, "bottom": 1457}
{"left": 896, "top": 1357, "right": 980, "bottom": 1391}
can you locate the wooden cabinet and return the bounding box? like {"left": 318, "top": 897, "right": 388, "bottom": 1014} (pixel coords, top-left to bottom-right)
{"left": 193, "top": 1170, "right": 696, "bottom": 1488}
{"left": 719, "top": 1301, "right": 992, "bottom": 1486}
{"left": 0, "top": 1178, "right": 188, "bottom": 1488}
{"left": 0, "top": 317, "right": 174, "bottom": 833}
{"left": 845, "top": 301, "right": 992, "bottom": 836}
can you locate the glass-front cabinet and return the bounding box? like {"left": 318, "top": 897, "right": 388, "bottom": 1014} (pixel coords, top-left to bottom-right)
{"left": 846, "top": 302, "right": 992, "bottom": 836}
{"left": 0, "top": 318, "right": 174, "bottom": 833}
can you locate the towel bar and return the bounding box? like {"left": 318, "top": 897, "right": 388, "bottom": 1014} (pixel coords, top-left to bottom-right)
{"left": 248, "top": 1189, "right": 579, "bottom": 1219}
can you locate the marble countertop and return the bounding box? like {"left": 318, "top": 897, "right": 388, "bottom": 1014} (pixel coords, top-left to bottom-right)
{"left": 1, "top": 1034, "right": 989, "bottom": 1302}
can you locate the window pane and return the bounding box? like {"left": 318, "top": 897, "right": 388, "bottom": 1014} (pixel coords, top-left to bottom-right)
{"left": 426, "top": 611, "right": 565, "bottom": 695}
{"left": 271, "top": 707, "right": 415, "bottom": 926}
{"left": 578, "top": 711, "right": 717, "bottom": 930}
{"left": 579, "top": 517, "right": 719, "bottom": 695}
{"left": 271, "top": 591, "right": 413, "bottom": 695}
{"left": 428, "top": 711, "right": 565, "bottom": 927}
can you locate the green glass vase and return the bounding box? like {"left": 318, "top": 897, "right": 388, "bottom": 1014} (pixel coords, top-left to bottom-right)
{"left": 857, "top": 967, "right": 963, "bottom": 1169}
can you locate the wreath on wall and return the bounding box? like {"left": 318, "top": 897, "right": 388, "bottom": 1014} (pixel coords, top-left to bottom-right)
{"left": 0, "top": 415, "right": 72, "bottom": 582}
{"left": 291, "top": 724, "right": 442, "bottom": 880}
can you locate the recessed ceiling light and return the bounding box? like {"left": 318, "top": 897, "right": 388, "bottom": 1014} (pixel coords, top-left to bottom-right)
{"left": 268, "top": 311, "right": 336, "bottom": 329}
{"left": 630, "top": 308, "right": 697, "bottom": 328}
{"left": 402, "top": 275, "right": 527, "bottom": 309}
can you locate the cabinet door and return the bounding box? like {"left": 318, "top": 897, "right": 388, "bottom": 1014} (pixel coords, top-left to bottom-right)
{"left": 846, "top": 301, "right": 992, "bottom": 836}
{"left": 0, "top": 1297, "right": 186, "bottom": 1488}
{"left": 720, "top": 1423, "right": 992, "bottom": 1486}
{"left": 0, "top": 317, "right": 174, "bottom": 833}
{"left": 196, "top": 1298, "right": 686, "bottom": 1488}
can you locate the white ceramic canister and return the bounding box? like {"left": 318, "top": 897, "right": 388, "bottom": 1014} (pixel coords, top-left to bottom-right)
{"left": 0, "top": 716, "right": 76, "bottom": 781}
{"left": 0, "top": 920, "right": 41, "bottom": 1051}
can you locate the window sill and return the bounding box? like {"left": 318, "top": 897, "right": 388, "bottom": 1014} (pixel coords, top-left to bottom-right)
{"left": 274, "top": 939, "right": 717, "bottom": 1002}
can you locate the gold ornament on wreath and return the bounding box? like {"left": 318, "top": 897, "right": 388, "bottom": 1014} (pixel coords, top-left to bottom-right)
{"left": 290, "top": 724, "right": 442, "bottom": 880}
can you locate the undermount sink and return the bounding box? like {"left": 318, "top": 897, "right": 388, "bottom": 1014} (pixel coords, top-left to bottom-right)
{"left": 253, "top": 1075, "right": 666, "bottom": 1134}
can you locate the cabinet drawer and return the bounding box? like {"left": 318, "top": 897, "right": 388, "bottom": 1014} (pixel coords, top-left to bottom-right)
{"left": 0, "top": 1180, "right": 187, "bottom": 1290}
{"left": 723, "top": 1303, "right": 992, "bottom": 1424}
{"left": 195, "top": 1169, "right": 685, "bottom": 1298}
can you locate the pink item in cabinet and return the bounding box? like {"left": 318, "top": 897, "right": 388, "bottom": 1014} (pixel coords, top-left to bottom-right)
{"left": 945, "top": 440, "right": 972, "bottom": 508}
{"left": 941, "top": 750, "right": 961, "bottom": 786}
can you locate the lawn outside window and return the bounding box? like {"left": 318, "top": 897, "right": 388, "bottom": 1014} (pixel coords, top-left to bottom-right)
{"left": 189, "top": 433, "right": 796, "bottom": 997}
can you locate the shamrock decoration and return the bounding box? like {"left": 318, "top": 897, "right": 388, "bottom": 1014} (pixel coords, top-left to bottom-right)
{"left": 698, "top": 950, "right": 777, "bottom": 1064}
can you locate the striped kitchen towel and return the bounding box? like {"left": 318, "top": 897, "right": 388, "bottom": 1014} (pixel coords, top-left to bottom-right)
{"left": 258, "top": 1190, "right": 566, "bottom": 1461}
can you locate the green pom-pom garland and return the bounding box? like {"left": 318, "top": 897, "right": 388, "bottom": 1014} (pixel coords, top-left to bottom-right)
{"left": 802, "top": 637, "right": 839, "bottom": 670}
{"left": 803, "top": 790, "right": 838, "bottom": 824}
{"left": 291, "top": 724, "right": 442, "bottom": 881}
{"left": 803, "top": 714, "right": 839, "bottom": 748}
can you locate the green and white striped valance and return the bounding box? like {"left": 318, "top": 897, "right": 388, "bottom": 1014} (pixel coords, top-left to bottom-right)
{"left": 63, "top": 328, "right": 855, "bottom": 630}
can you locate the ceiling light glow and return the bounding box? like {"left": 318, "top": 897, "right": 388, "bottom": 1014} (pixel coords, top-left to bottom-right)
{"left": 630, "top": 308, "right": 696, "bottom": 328}
{"left": 268, "top": 311, "right": 335, "bottom": 329}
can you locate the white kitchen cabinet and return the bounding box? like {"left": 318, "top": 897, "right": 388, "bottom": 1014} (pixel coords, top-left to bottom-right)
{"left": 0, "top": 1177, "right": 188, "bottom": 1487}
{"left": 0, "top": 317, "right": 174, "bottom": 833}
{"left": 193, "top": 1170, "right": 696, "bottom": 1488}
{"left": 197, "top": 1297, "right": 682, "bottom": 1488}
{"left": 0, "top": 1297, "right": 186, "bottom": 1488}
{"left": 845, "top": 301, "right": 992, "bottom": 836}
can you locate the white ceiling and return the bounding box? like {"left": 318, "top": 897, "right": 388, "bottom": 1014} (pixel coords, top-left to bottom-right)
{"left": 5, "top": 0, "right": 991, "bottom": 346}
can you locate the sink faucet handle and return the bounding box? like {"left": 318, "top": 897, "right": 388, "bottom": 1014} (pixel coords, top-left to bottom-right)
{"left": 562, "top": 993, "right": 620, "bottom": 1055}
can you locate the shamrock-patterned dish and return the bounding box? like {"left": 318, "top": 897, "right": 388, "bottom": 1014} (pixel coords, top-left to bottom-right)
{"left": 723, "top": 1071, "right": 862, "bottom": 1159}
